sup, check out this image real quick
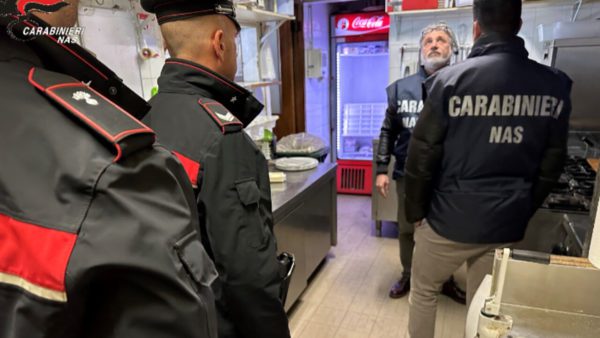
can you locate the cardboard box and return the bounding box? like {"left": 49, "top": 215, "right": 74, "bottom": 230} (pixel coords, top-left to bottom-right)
{"left": 402, "top": 0, "right": 438, "bottom": 11}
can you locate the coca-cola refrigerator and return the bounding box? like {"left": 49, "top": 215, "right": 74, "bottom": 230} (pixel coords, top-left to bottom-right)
{"left": 332, "top": 12, "right": 390, "bottom": 195}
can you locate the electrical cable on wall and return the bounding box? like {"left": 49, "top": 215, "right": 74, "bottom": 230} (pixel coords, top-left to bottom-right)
{"left": 572, "top": 0, "right": 583, "bottom": 22}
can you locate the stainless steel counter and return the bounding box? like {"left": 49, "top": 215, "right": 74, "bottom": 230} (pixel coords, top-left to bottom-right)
{"left": 271, "top": 162, "right": 337, "bottom": 227}
{"left": 501, "top": 304, "right": 600, "bottom": 338}
{"left": 371, "top": 139, "right": 398, "bottom": 236}
{"left": 470, "top": 253, "right": 600, "bottom": 337}
{"left": 270, "top": 163, "right": 337, "bottom": 310}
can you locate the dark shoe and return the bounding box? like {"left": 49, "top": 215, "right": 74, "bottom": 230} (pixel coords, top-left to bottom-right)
{"left": 441, "top": 277, "right": 466, "bottom": 305}
{"left": 389, "top": 275, "right": 410, "bottom": 299}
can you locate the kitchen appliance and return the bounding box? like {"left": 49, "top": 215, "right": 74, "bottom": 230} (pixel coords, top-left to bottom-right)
{"left": 518, "top": 138, "right": 599, "bottom": 256}
{"left": 542, "top": 155, "right": 596, "bottom": 213}
{"left": 519, "top": 36, "right": 600, "bottom": 255}
{"left": 466, "top": 249, "right": 600, "bottom": 338}
{"left": 331, "top": 12, "right": 390, "bottom": 194}
{"left": 549, "top": 38, "right": 600, "bottom": 131}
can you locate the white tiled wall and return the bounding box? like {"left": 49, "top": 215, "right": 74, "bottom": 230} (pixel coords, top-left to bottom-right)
{"left": 389, "top": 0, "right": 600, "bottom": 83}
{"left": 139, "top": 56, "right": 166, "bottom": 100}
{"left": 79, "top": 0, "right": 166, "bottom": 100}
{"left": 304, "top": 3, "right": 332, "bottom": 149}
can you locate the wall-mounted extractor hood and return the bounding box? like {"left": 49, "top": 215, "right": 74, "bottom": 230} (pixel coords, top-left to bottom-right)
{"left": 538, "top": 19, "right": 600, "bottom": 42}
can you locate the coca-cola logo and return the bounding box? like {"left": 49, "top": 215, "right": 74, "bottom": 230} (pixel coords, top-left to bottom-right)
{"left": 335, "top": 13, "right": 389, "bottom": 36}
{"left": 337, "top": 18, "right": 350, "bottom": 31}
{"left": 351, "top": 16, "right": 385, "bottom": 30}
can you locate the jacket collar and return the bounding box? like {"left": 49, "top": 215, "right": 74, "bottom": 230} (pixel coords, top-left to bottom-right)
{"left": 158, "top": 58, "right": 264, "bottom": 126}
{"left": 0, "top": 30, "right": 41, "bottom": 66}
{"left": 468, "top": 33, "right": 529, "bottom": 59}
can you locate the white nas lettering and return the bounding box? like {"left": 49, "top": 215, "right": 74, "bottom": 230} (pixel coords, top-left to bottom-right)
{"left": 489, "top": 126, "right": 524, "bottom": 144}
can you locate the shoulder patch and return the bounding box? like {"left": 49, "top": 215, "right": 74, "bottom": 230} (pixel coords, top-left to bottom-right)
{"left": 28, "top": 67, "right": 155, "bottom": 162}
{"left": 198, "top": 99, "right": 243, "bottom": 134}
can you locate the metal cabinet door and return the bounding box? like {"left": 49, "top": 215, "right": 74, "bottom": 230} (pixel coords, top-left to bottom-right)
{"left": 371, "top": 139, "right": 398, "bottom": 236}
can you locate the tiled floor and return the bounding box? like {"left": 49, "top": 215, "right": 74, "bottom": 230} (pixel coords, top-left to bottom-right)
{"left": 287, "top": 195, "right": 467, "bottom": 338}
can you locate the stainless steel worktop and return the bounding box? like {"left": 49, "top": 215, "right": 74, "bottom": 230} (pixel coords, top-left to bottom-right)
{"left": 269, "top": 163, "right": 338, "bottom": 310}
{"left": 484, "top": 253, "right": 600, "bottom": 337}
{"left": 270, "top": 162, "right": 337, "bottom": 222}
{"left": 501, "top": 304, "right": 600, "bottom": 338}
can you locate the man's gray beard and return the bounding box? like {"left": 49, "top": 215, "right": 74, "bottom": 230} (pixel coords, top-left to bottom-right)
{"left": 423, "top": 55, "right": 451, "bottom": 73}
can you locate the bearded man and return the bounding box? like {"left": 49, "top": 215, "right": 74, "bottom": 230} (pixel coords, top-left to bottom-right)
{"left": 375, "top": 22, "right": 465, "bottom": 304}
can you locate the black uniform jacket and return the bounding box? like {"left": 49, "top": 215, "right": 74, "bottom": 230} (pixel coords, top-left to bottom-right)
{"left": 376, "top": 67, "right": 428, "bottom": 179}
{"left": 404, "top": 33, "right": 572, "bottom": 244}
{"left": 0, "top": 19, "right": 218, "bottom": 338}
{"left": 143, "top": 59, "right": 290, "bottom": 338}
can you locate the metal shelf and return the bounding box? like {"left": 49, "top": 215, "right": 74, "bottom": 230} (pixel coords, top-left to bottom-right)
{"left": 236, "top": 5, "right": 295, "bottom": 24}
{"left": 387, "top": 0, "right": 576, "bottom": 17}
{"left": 388, "top": 6, "right": 470, "bottom": 16}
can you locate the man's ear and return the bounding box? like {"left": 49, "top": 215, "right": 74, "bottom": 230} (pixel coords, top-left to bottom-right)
{"left": 473, "top": 20, "right": 482, "bottom": 41}
{"left": 162, "top": 37, "right": 169, "bottom": 54}
{"left": 212, "top": 29, "right": 226, "bottom": 61}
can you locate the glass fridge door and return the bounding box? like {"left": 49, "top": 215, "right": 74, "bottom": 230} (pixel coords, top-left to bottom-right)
{"left": 336, "top": 40, "right": 389, "bottom": 160}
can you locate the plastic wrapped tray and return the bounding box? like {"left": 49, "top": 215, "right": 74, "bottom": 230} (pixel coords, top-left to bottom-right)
{"left": 274, "top": 157, "right": 319, "bottom": 171}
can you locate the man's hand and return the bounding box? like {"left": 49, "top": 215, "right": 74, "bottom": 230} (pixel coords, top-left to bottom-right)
{"left": 413, "top": 219, "right": 425, "bottom": 228}
{"left": 376, "top": 174, "right": 390, "bottom": 198}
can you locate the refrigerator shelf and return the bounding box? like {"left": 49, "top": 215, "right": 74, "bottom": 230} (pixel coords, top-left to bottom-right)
{"left": 341, "top": 134, "right": 379, "bottom": 138}
{"left": 342, "top": 103, "right": 386, "bottom": 136}
{"left": 338, "top": 53, "right": 389, "bottom": 57}
{"left": 340, "top": 151, "right": 373, "bottom": 156}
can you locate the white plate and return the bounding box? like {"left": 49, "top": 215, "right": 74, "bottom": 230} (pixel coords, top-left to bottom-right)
{"left": 274, "top": 157, "right": 319, "bottom": 171}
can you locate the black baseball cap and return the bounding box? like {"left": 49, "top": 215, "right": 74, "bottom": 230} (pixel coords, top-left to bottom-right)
{"left": 141, "top": 0, "right": 240, "bottom": 30}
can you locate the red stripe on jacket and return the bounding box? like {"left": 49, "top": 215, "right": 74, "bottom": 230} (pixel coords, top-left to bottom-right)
{"left": 173, "top": 151, "right": 200, "bottom": 187}
{"left": 0, "top": 213, "right": 77, "bottom": 292}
